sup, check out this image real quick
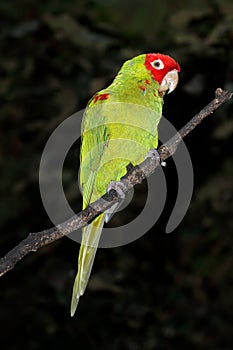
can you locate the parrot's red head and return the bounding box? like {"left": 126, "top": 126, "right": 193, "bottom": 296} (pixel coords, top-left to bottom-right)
{"left": 145, "top": 53, "right": 180, "bottom": 93}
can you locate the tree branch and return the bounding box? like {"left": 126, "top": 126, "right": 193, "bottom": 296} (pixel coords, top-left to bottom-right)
{"left": 0, "top": 88, "right": 232, "bottom": 277}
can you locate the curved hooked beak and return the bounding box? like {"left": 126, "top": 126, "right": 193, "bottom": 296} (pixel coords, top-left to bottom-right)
{"left": 159, "top": 69, "right": 179, "bottom": 94}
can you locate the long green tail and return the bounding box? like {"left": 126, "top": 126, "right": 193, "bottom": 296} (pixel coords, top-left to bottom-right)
{"left": 70, "top": 214, "right": 105, "bottom": 316}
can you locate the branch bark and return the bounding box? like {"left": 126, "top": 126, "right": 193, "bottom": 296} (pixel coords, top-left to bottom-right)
{"left": 0, "top": 88, "right": 232, "bottom": 277}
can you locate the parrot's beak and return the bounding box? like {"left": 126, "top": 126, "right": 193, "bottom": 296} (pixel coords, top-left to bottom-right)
{"left": 159, "top": 69, "right": 179, "bottom": 94}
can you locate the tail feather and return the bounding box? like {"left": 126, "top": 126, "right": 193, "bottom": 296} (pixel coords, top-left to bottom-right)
{"left": 70, "top": 214, "right": 105, "bottom": 317}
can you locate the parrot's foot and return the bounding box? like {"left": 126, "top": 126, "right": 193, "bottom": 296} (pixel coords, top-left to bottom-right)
{"left": 145, "top": 149, "right": 166, "bottom": 167}
{"left": 107, "top": 181, "right": 126, "bottom": 199}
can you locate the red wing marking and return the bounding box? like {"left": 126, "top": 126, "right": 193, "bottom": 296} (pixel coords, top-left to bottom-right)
{"left": 93, "top": 93, "right": 110, "bottom": 103}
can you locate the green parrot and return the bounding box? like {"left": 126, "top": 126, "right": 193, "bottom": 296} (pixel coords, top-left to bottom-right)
{"left": 71, "top": 53, "right": 180, "bottom": 316}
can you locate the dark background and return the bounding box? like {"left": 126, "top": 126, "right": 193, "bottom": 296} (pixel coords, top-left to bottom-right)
{"left": 0, "top": 0, "right": 232, "bottom": 349}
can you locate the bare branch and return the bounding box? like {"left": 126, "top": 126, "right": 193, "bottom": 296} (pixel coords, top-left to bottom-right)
{"left": 0, "top": 88, "right": 232, "bottom": 277}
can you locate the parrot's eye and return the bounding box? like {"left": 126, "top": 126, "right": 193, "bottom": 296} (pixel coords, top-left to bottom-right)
{"left": 151, "top": 59, "right": 164, "bottom": 70}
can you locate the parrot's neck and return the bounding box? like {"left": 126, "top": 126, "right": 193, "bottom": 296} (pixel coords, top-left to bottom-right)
{"left": 108, "top": 64, "right": 165, "bottom": 108}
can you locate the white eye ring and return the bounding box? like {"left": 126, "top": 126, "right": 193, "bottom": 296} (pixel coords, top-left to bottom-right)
{"left": 151, "top": 59, "right": 164, "bottom": 70}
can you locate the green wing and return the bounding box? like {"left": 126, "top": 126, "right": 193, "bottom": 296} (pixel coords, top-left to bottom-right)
{"left": 80, "top": 96, "right": 109, "bottom": 207}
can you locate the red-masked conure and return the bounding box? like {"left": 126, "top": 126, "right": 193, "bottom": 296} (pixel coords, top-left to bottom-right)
{"left": 71, "top": 53, "right": 180, "bottom": 316}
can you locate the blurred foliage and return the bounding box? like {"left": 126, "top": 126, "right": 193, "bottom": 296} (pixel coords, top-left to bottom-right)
{"left": 0, "top": 0, "right": 232, "bottom": 349}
